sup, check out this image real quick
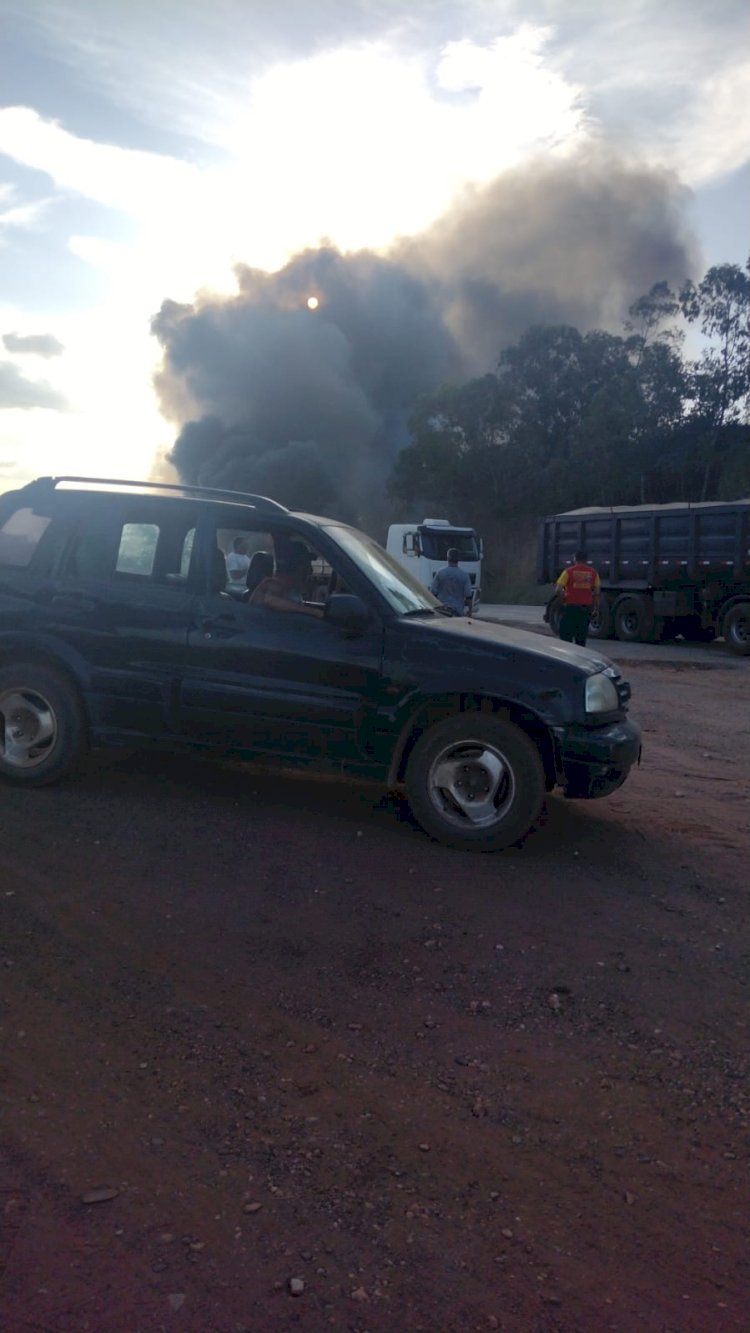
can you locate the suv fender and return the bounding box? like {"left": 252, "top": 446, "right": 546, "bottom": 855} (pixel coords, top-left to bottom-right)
{"left": 0, "top": 631, "right": 94, "bottom": 695}
{"left": 386, "top": 692, "right": 555, "bottom": 791}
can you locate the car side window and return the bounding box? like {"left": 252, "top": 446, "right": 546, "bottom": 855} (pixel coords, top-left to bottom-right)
{"left": 180, "top": 528, "right": 196, "bottom": 578}
{"left": 64, "top": 526, "right": 118, "bottom": 580}
{"left": 204, "top": 511, "right": 362, "bottom": 613}
{"left": 116, "top": 523, "right": 159, "bottom": 576}
{"left": 64, "top": 508, "right": 199, "bottom": 589}
{"left": 0, "top": 507, "right": 52, "bottom": 568}
{"left": 214, "top": 525, "right": 274, "bottom": 597}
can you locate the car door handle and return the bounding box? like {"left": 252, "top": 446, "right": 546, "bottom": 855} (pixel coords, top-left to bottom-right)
{"left": 196, "top": 612, "right": 240, "bottom": 639}
{"left": 199, "top": 613, "right": 238, "bottom": 628}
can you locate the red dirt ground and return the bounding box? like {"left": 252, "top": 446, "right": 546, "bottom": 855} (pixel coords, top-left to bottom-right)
{"left": 1, "top": 656, "right": 748, "bottom": 1332}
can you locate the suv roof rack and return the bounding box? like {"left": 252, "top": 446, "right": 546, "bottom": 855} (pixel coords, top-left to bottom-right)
{"left": 43, "top": 476, "right": 290, "bottom": 515}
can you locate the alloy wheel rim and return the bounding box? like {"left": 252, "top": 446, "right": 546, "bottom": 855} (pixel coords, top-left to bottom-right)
{"left": 427, "top": 739, "right": 516, "bottom": 830}
{"left": 0, "top": 688, "right": 58, "bottom": 768}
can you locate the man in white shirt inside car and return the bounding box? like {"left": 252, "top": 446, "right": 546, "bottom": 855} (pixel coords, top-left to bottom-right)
{"left": 225, "top": 537, "right": 251, "bottom": 591}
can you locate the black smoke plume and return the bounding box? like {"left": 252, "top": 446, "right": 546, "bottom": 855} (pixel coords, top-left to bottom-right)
{"left": 153, "top": 250, "right": 461, "bottom": 523}
{"left": 152, "top": 150, "right": 697, "bottom": 524}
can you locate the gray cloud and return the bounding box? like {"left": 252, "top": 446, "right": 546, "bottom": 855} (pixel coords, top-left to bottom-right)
{"left": 153, "top": 150, "right": 697, "bottom": 522}
{"left": 15, "top": 0, "right": 747, "bottom": 165}
{"left": 0, "top": 361, "right": 68, "bottom": 410}
{"left": 3, "top": 330, "right": 65, "bottom": 357}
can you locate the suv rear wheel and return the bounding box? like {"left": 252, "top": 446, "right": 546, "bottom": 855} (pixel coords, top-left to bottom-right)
{"left": 405, "top": 713, "right": 546, "bottom": 851}
{"left": 0, "top": 664, "right": 85, "bottom": 786}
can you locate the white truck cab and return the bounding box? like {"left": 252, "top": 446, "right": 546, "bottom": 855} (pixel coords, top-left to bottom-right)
{"left": 386, "top": 519, "right": 483, "bottom": 611}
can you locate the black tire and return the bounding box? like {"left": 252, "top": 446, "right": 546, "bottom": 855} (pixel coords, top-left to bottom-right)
{"left": 588, "top": 596, "right": 611, "bottom": 640}
{"left": 0, "top": 662, "right": 85, "bottom": 786}
{"left": 547, "top": 601, "right": 562, "bottom": 637}
{"left": 614, "top": 595, "right": 654, "bottom": 643}
{"left": 722, "top": 601, "right": 750, "bottom": 655}
{"left": 405, "top": 713, "right": 546, "bottom": 851}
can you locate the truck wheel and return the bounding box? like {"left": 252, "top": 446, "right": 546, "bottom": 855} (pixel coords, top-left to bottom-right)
{"left": 0, "top": 663, "right": 85, "bottom": 786}
{"left": 722, "top": 602, "right": 750, "bottom": 655}
{"left": 547, "top": 601, "right": 562, "bottom": 636}
{"left": 588, "top": 596, "right": 611, "bottom": 639}
{"left": 614, "top": 595, "right": 654, "bottom": 643}
{"left": 405, "top": 714, "right": 546, "bottom": 851}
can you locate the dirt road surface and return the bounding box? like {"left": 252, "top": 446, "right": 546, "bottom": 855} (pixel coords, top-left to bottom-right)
{"left": 1, "top": 647, "right": 748, "bottom": 1332}
{"left": 479, "top": 605, "right": 747, "bottom": 669}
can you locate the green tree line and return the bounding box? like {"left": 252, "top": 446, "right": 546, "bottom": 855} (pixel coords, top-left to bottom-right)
{"left": 388, "top": 259, "right": 750, "bottom": 538}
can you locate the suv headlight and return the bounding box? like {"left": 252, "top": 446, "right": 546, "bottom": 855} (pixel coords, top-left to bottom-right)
{"left": 585, "top": 672, "right": 620, "bottom": 714}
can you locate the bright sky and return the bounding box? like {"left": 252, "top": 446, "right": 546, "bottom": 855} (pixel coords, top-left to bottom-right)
{"left": 0, "top": 0, "right": 748, "bottom": 491}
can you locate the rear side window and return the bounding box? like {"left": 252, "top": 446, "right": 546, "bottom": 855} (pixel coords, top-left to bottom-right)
{"left": 64, "top": 506, "right": 198, "bottom": 588}
{"left": 180, "top": 528, "right": 195, "bottom": 578}
{"left": 116, "top": 523, "right": 160, "bottom": 576}
{"left": 0, "top": 507, "right": 52, "bottom": 568}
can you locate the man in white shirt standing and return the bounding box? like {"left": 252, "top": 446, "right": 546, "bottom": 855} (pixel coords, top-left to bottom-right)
{"left": 225, "top": 536, "right": 251, "bottom": 592}
{"left": 431, "top": 548, "right": 473, "bottom": 615}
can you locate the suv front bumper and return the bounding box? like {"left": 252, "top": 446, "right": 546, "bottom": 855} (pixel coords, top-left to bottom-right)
{"left": 552, "top": 718, "right": 642, "bottom": 800}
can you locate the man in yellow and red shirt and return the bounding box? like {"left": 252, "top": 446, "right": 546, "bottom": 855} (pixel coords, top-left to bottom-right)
{"left": 552, "top": 549, "right": 600, "bottom": 646}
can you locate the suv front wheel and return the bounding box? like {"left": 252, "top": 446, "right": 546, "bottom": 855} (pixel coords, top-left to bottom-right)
{"left": 406, "top": 713, "right": 546, "bottom": 851}
{"left": 0, "top": 663, "right": 85, "bottom": 786}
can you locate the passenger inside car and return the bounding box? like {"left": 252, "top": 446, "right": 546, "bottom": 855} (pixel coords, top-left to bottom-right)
{"left": 245, "top": 549, "right": 274, "bottom": 597}
{"left": 249, "top": 542, "right": 324, "bottom": 618}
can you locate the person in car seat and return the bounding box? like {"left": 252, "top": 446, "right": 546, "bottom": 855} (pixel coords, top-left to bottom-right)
{"left": 249, "top": 544, "right": 324, "bottom": 618}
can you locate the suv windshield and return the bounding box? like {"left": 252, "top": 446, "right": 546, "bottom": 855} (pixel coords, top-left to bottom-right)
{"left": 419, "top": 530, "right": 479, "bottom": 561}
{"left": 326, "top": 525, "right": 439, "bottom": 615}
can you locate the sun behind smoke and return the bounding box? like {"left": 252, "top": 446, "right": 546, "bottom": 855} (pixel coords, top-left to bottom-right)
{"left": 306, "top": 295, "right": 319, "bottom": 310}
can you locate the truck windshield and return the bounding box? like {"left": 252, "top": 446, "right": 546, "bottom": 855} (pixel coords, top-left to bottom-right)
{"left": 325, "top": 525, "right": 440, "bottom": 615}
{"left": 419, "top": 530, "right": 479, "bottom": 561}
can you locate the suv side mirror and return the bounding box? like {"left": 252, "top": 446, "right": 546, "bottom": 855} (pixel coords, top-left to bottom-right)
{"left": 325, "top": 593, "right": 369, "bottom": 634}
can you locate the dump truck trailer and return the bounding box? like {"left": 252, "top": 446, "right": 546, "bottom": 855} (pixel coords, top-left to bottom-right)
{"left": 537, "top": 500, "right": 750, "bottom": 654}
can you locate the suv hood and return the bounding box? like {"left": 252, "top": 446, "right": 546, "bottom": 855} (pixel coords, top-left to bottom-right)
{"left": 395, "top": 612, "right": 615, "bottom": 677}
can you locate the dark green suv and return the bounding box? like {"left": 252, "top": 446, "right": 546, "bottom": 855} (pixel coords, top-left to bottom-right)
{"left": 0, "top": 476, "right": 640, "bottom": 850}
